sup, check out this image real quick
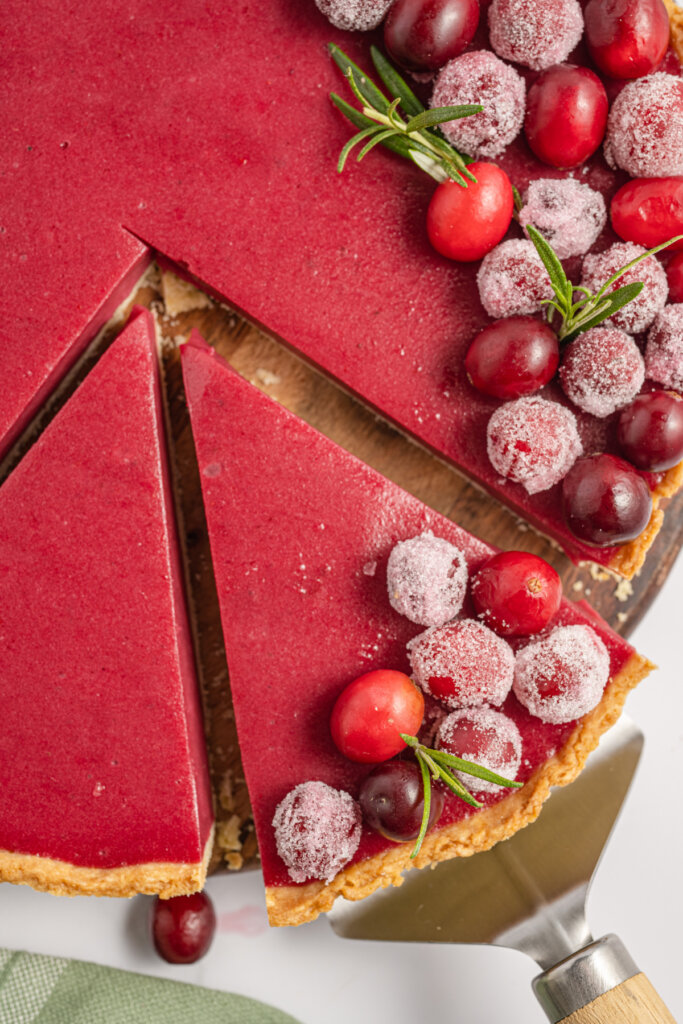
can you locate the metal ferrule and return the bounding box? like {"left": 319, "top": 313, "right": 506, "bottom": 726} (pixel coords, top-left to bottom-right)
{"left": 532, "top": 934, "right": 640, "bottom": 1022}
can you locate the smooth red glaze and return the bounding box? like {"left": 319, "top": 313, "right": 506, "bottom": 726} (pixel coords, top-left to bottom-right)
{"left": 667, "top": 253, "right": 683, "bottom": 303}
{"left": 427, "top": 163, "right": 513, "bottom": 262}
{"left": 470, "top": 551, "right": 562, "bottom": 637}
{"left": 617, "top": 391, "right": 683, "bottom": 472}
{"left": 384, "top": 0, "right": 480, "bottom": 72}
{"left": 562, "top": 453, "right": 653, "bottom": 546}
{"left": 330, "top": 670, "right": 425, "bottom": 763}
{"left": 585, "top": 0, "right": 670, "bottom": 79}
{"left": 524, "top": 65, "right": 609, "bottom": 169}
{"left": 611, "top": 178, "right": 683, "bottom": 252}
{"left": 464, "top": 317, "right": 560, "bottom": 399}
{"left": 152, "top": 892, "right": 216, "bottom": 964}
{"left": 359, "top": 760, "right": 444, "bottom": 841}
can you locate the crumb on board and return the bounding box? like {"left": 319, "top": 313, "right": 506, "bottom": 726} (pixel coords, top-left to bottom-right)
{"left": 572, "top": 580, "right": 584, "bottom": 592}
{"left": 161, "top": 270, "right": 213, "bottom": 315}
{"left": 252, "top": 367, "right": 282, "bottom": 388}
{"left": 617, "top": 611, "right": 628, "bottom": 624}
{"left": 614, "top": 578, "right": 634, "bottom": 602}
{"left": 219, "top": 771, "right": 235, "bottom": 812}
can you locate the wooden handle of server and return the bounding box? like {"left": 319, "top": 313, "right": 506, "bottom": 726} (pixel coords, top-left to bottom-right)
{"left": 562, "top": 972, "right": 676, "bottom": 1024}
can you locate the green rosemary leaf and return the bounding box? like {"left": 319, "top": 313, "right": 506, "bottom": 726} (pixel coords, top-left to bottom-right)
{"left": 511, "top": 184, "right": 523, "bottom": 214}
{"left": 370, "top": 45, "right": 425, "bottom": 118}
{"left": 337, "top": 125, "right": 383, "bottom": 172}
{"left": 329, "top": 43, "right": 389, "bottom": 114}
{"left": 563, "top": 282, "right": 644, "bottom": 342}
{"left": 527, "top": 225, "right": 569, "bottom": 302}
{"left": 330, "top": 94, "right": 415, "bottom": 159}
{"left": 357, "top": 127, "right": 399, "bottom": 161}
{"left": 405, "top": 104, "right": 483, "bottom": 132}
{"left": 411, "top": 754, "right": 433, "bottom": 859}
{"left": 433, "top": 762, "right": 482, "bottom": 808}
{"left": 431, "top": 749, "right": 523, "bottom": 788}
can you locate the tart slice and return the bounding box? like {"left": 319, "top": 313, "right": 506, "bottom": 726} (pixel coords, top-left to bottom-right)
{"left": 181, "top": 335, "right": 652, "bottom": 928}
{"left": 0, "top": 308, "right": 213, "bottom": 897}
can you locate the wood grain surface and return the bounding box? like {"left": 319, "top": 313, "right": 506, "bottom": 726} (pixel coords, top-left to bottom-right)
{"left": 562, "top": 973, "right": 676, "bottom": 1024}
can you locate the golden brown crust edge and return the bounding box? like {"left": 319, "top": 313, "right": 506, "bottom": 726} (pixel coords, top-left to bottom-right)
{"left": 0, "top": 829, "right": 214, "bottom": 899}
{"left": 605, "top": 462, "right": 683, "bottom": 579}
{"left": 664, "top": 0, "right": 683, "bottom": 63}
{"left": 266, "top": 651, "right": 653, "bottom": 927}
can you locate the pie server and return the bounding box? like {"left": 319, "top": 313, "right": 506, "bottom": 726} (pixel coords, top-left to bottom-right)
{"left": 328, "top": 715, "right": 676, "bottom": 1022}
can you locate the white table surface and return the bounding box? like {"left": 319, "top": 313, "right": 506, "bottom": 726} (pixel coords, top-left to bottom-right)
{"left": 1, "top": 559, "right": 682, "bottom": 1024}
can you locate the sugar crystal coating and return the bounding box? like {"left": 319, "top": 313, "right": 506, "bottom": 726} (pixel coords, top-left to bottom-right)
{"left": 645, "top": 304, "right": 683, "bottom": 392}
{"left": 437, "top": 707, "right": 522, "bottom": 794}
{"left": 580, "top": 242, "right": 668, "bottom": 334}
{"left": 519, "top": 179, "right": 606, "bottom": 260}
{"left": 272, "top": 781, "right": 362, "bottom": 883}
{"left": 604, "top": 73, "right": 683, "bottom": 179}
{"left": 487, "top": 397, "right": 583, "bottom": 494}
{"left": 559, "top": 327, "right": 645, "bottom": 418}
{"left": 407, "top": 619, "right": 514, "bottom": 709}
{"left": 430, "top": 51, "right": 525, "bottom": 160}
{"left": 314, "top": 0, "right": 393, "bottom": 30}
{"left": 387, "top": 531, "right": 468, "bottom": 627}
{"left": 513, "top": 624, "right": 610, "bottom": 724}
{"left": 477, "top": 240, "right": 554, "bottom": 320}
{"left": 488, "top": 0, "right": 584, "bottom": 71}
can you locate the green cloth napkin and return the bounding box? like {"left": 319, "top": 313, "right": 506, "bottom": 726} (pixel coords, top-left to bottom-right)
{"left": 0, "top": 949, "right": 302, "bottom": 1024}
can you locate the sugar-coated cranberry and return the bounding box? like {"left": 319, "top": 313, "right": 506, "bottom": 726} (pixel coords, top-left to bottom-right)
{"left": 562, "top": 453, "right": 653, "bottom": 546}
{"left": 330, "top": 669, "right": 425, "bottom": 763}
{"left": 488, "top": 0, "right": 584, "bottom": 71}
{"left": 487, "top": 396, "right": 583, "bottom": 494}
{"left": 387, "top": 531, "right": 468, "bottom": 627}
{"left": 359, "top": 760, "right": 445, "bottom": 841}
{"left": 667, "top": 254, "right": 683, "bottom": 304}
{"left": 273, "top": 781, "right": 362, "bottom": 883}
{"left": 605, "top": 73, "right": 683, "bottom": 179}
{"left": 525, "top": 65, "right": 608, "bottom": 169}
{"left": 384, "top": 0, "right": 480, "bottom": 72}
{"left": 465, "top": 317, "right": 559, "bottom": 399}
{"left": 644, "top": 304, "right": 683, "bottom": 392}
{"left": 151, "top": 892, "right": 216, "bottom": 965}
{"left": 611, "top": 178, "right": 683, "bottom": 252}
{"left": 580, "top": 241, "right": 668, "bottom": 334}
{"left": 437, "top": 707, "right": 522, "bottom": 793}
{"left": 519, "top": 179, "right": 607, "bottom": 260}
{"left": 513, "top": 624, "right": 610, "bottom": 724}
{"left": 585, "top": 0, "right": 671, "bottom": 79}
{"left": 618, "top": 391, "right": 683, "bottom": 472}
{"left": 407, "top": 619, "right": 514, "bottom": 709}
{"left": 476, "top": 240, "right": 554, "bottom": 320}
{"left": 431, "top": 51, "right": 525, "bottom": 160}
{"left": 427, "top": 163, "right": 513, "bottom": 262}
{"left": 315, "top": 0, "right": 394, "bottom": 29}
{"left": 559, "top": 327, "right": 645, "bottom": 418}
{"left": 470, "top": 551, "right": 562, "bottom": 637}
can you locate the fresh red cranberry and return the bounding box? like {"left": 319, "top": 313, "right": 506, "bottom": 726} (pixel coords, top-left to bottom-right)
{"left": 151, "top": 892, "right": 216, "bottom": 964}
{"left": 585, "top": 0, "right": 670, "bottom": 79}
{"left": 611, "top": 178, "right": 683, "bottom": 252}
{"left": 359, "top": 760, "right": 444, "bottom": 841}
{"left": 617, "top": 391, "right": 683, "bottom": 472}
{"left": 470, "top": 551, "right": 562, "bottom": 637}
{"left": 524, "top": 65, "right": 608, "bottom": 169}
{"left": 464, "top": 317, "right": 559, "bottom": 399}
{"left": 427, "top": 162, "right": 513, "bottom": 262}
{"left": 667, "top": 253, "right": 683, "bottom": 304}
{"left": 384, "top": 0, "right": 480, "bottom": 72}
{"left": 562, "top": 453, "right": 653, "bottom": 546}
{"left": 330, "top": 669, "right": 425, "bottom": 763}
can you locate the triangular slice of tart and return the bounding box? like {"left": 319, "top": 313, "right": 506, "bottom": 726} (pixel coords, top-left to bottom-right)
{"left": 181, "top": 334, "right": 652, "bottom": 928}
{"left": 0, "top": 308, "right": 213, "bottom": 897}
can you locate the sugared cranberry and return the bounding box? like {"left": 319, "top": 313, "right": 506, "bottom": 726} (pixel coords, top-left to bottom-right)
{"left": 667, "top": 254, "right": 683, "bottom": 304}
{"left": 476, "top": 240, "right": 553, "bottom": 320}
{"left": 585, "top": 0, "right": 670, "bottom": 79}
{"left": 519, "top": 179, "right": 607, "bottom": 260}
{"left": 488, "top": 0, "right": 584, "bottom": 71}
{"left": 611, "top": 178, "right": 683, "bottom": 252}
{"left": 437, "top": 707, "right": 522, "bottom": 793}
{"left": 618, "top": 391, "right": 683, "bottom": 472}
{"left": 272, "top": 781, "right": 361, "bottom": 883}
{"left": 427, "top": 162, "right": 513, "bottom": 262}
{"left": 487, "top": 397, "right": 583, "bottom": 494}
{"left": 559, "top": 327, "right": 645, "bottom": 418}
{"left": 513, "top": 624, "right": 610, "bottom": 724}
{"left": 644, "top": 304, "right": 683, "bottom": 392}
{"left": 387, "top": 531, "right": 468, "bottom": 627}
{"left": 151, "top": 892, "right": 216, "bottom": 964}
{"left": 407, "top": 619, "right": 514, "bottom": 709}
{"left": 562, "top": 453, "right": 653, "bottom": 546}
{"left": 330, "top": 669, "right": 425, "bottom": 763}
{"left": 384, "top": 0, "right": 480, "bottom": 72}
{"left": 465, "top": 317, "right": 559, "bottom": 399}
{"left": 470, "top": 551, "right": 562, "bottom": 637}
{"left": 525, "top": 65, "right": 608, "bottom": 169}
{"left": 604, "top": 73, "right": 683, "bottom": 178}
{"left": 580, "top": 241, "right": 668, "bottom": 334}
{"left": 359, "top": 760, "right": 444, "bottom": 841}
{"left": 314, "top": 0, "right": 394, "bottom": 29}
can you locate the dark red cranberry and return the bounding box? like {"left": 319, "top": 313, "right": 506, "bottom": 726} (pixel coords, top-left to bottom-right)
{"left": 617, "top": 391, "right": 683, "bottom": 472}
{"left": 359, "top": 760, "right": 444, "bottom": 842}
{"left": 384, "top": 0, "right": 480, "bottom": 73}
{"left": 585, "top": 0, "right": 670, "bottom": 80}
{"left": 562, "top": 453, "right": 653, "bottom": 546}
{"left": 464, "top": 317, "right": 560, "bottom": 399}
{"left": 151, "top": 892, "right": 216, "bottom": 964}
{"left": 525, "top": 65, "right": 608, "bottom": 169}
{"left": 667, "top": 253, "right": 683, "bottom": 303}
{"left": 611, "top": 177, "right": 683, "bottom": 252}
{"left": 470, "top": 550, "right": 562, "bottom": 637}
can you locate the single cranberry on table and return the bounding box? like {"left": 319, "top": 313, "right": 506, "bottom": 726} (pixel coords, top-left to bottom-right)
{"left": 464, "top": 317, "right": 559, "bottom": 399}
{"left": 470, "top": 551, "right": 562, "bottom": 637}
{"left": 667, "top": 254, "right": 683, "bottom": 304}
{"left": 330, "top": 669, "right": 425, "bottom": 763}
{"left": 426, "top": 162, "right": 513, "bottom": 262}
{"left": 604, "top": 74, "right": 683, "bottom": 179}
{"left": 562, "top": 453, "right": 653, "bottom": 546}
{"left": 524, "top": 65, "right": 608, "bottom": 169}
{"left": 359, "top": 760, "right": 444, "bottom": 841}
{"left": 384, "top": 0, "right": 480, "bottom": 72}
{"left": 611, "top": 178, "right": 683, "bottom": 251}
{"left": 585, "top": 0, "right": 671, "bottom": 79}
{"left": 151, "top": 891, "right": 216, "bottom": 964}
{"left": 618, "top": 391, "right": 683, "bottom": 472}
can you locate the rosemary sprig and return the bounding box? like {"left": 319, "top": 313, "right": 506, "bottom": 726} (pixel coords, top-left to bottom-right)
{"left": 400, "top": 733, "right": 523, "bottom": 858}
{"left": 527, "top": 225, "right": 683, "bottom": 343}
{"left": 329, "top": 44, "right": 480, "bottom": 186}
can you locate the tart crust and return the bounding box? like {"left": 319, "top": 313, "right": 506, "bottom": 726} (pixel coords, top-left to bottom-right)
{"left": 605, "top": 461, "right": 683, "bottom": 579}
{"left": 665, "top": 0, "right": 683, "bottom": 62}
{"left": 266, "top": 651, "right": 653, "bottom": 927}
